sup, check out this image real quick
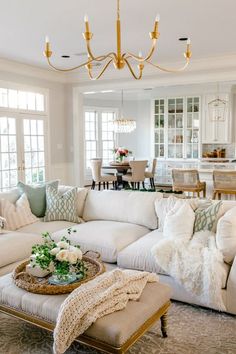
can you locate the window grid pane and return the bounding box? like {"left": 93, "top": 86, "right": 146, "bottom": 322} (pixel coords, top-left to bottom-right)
{"left": 101, "top": 112, "right": 115, "bottom": 165}
{"left": 85, "top": 111, "right": 97, "bottom": 169}
{"left": 23, "top": 119, "right": 46, "bottom": 184}
{"left": 0, "top": 88, "right": 45, "bottom": 112}
{"left": 0, "top": 117, "right": 18, "bottom": 191}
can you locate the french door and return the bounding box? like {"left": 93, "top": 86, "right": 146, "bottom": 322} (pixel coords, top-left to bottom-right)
{"left": 0, "top": 113, "right": 48, "bottom": 190}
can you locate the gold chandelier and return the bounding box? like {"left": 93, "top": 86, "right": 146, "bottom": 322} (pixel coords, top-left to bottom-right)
{"left": 44, "top": 0, "right": 192, "bottom": 80}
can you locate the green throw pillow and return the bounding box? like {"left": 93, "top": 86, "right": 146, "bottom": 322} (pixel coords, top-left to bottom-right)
{"left": 194, "top": 201, "right": 222, "bottom": 233}
{"left": 17, "top": 180, "right": 59, "bottom": 217}
{"left": 44, "top": 185, "right": 80, "bottom": 223}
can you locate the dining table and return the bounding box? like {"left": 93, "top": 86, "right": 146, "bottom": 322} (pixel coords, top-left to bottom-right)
{"left": 102, "top": 161, "right": 131, "bottom": 189}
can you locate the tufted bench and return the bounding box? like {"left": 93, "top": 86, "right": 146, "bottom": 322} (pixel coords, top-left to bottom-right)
{"left": 0, "top": 274, "right": 172, "bottom": 354}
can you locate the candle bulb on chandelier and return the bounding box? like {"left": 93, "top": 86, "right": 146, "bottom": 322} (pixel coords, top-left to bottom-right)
{"left": 155, "top": 14, "right": 160, "bottom": 22}
{"left": 45, "top": 35, "right": 49, "bottom": 44}
{"left": 139, "top": 51, "right": 143, "bottom": 59}
{"left": 154, "top": 14, "right": 160, "bottom": 33}
{"left": 84, "top": 14, "right": 90, "bottom": 32}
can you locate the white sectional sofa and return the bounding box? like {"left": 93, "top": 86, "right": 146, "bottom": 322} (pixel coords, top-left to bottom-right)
{"left": 1, "top": 186, "right": 236, "bottom": 315}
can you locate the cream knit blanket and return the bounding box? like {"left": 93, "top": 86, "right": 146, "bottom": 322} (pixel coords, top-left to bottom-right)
{"left": 53, "top": 269, "right": 158, "bottom": 354}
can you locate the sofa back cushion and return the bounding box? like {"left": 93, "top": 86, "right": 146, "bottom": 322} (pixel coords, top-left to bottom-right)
{"left": 216, "top": 206, "right": 236, "bottom": 264}
{"left": 83, "top": 190, "right": 162, "bottom": 229}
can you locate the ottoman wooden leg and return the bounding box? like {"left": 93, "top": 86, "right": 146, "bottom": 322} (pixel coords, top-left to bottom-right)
{"left": 160, "top": 312, "right": 168, "bottom": 338}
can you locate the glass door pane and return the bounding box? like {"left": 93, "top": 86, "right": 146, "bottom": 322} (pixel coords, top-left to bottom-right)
{"left": 167, "top": 98, "right": 184, "bottom": 158}
{"left": 186, "top": 97, "right": 200, "bottom": 158}
{"left": 85, "top": 111, "right": 98, "bottom": 169}
{"left": 0, "top": 117, "right": 19, "bottom": 190}
{"left": 154, "top": 99, "right": 165, "bottom": 158}
{"left": 23, "top": 118, "right": 46, "bottom": 184}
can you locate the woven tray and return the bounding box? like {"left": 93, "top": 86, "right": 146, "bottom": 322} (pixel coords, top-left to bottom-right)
{"left": 12, "top": 252, "right": 105, "bottom": 295}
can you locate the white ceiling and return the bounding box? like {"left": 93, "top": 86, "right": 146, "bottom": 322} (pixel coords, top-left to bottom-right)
{"left": 0, "top": 0, "right": 236, "bottom": 71}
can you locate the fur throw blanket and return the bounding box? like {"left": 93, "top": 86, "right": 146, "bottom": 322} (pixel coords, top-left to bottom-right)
{"left": 53, "top": 269, "right": 158, "bottom": 354}
{"left": 152, "top": 231, "right": 227, "bottom": 311}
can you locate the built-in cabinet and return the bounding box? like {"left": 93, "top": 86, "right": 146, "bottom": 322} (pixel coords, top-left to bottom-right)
{"left": 154, "top": 96, "right": 200, "bottom": 159}
{"left": 202, "top": 93, "right": 231, "bottom": 144}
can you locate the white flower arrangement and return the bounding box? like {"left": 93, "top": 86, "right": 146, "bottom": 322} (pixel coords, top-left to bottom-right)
{"left": 28, "top": 228, "right": 86, "bottom": 281}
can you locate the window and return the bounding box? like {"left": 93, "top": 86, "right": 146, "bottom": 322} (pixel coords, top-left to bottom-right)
{"left": 0, "top": 85, "right": 48, "bottom": 190}
{"left": 0, "top": 88, "right": 45, "bottom": 112}
{"left": 84, "top": 107, "right": 117, "bottom": 170}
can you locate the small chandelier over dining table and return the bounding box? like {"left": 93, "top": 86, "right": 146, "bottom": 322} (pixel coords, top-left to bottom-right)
{"left": 113, "top": 90, "right": 136, "bottom": 133}
{"left": 43, "top": 0, "right": 192, "bottom": 80}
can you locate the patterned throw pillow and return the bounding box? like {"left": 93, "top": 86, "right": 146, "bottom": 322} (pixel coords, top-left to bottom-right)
{"left": 44, "top": 186, "right": 80, "bottom": 223}
{"left": 194, "top": 201, "right": 222, "bottom": 233}
{"left": 1, "top": 194, "right": 38, "bottom": 230}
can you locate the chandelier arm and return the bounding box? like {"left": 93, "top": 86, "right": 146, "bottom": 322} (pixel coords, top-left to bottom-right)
{"left": 125, "top": 39, "right": 157, "bottom": 62}
{"left": 45, "top": 54, "right": 115, "bottom": 73}
{"left": 146, "top": 58, "right": 190, "bottom": 73}
{"left": 85, "top": 40, "right": 117, "bottom": 61}
{"left": 124, "top": 59, "right": 143, "bottom": 80}
{"left": 87, "top": 59, "right": 113, "bottom": 80}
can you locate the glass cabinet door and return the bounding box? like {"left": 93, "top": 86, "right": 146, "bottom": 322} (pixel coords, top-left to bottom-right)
{"left": 154, "top": 99, "right": 165, "bottom": 157}
{"left": 167, "top": 98, "right": 184, "bottom": 158}
{"left": 186, "top": 97, "right": 200, "bottom": 158}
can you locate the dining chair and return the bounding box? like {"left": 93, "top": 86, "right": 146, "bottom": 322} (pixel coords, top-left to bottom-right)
{"left": 90, "top": 159, "right": 117, "bottom": 190}
{"left": 172, "top": 169, "right": 206, "bottom": 197}
{"left": 145, "top": 158, "right": 157, "bottom": 189}
{"left": 213, "top": 170, "right": 236, "bottom": 199}
{"left": 122, "top": 160, "right": 148, "bottom": 190}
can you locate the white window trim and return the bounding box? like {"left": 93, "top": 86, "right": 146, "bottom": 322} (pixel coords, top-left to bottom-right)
{"left": 84, "top": 106, "right": 118, "bottom": 184}
{"left": 0, "top": 81, "right": 51, "bottom": 184}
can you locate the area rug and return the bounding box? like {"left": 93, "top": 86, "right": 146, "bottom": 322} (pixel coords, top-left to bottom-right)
{"left": 0, "top": 302, "right": 235, "bottom": 354}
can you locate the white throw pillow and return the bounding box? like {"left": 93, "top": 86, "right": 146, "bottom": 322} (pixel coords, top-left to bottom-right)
{"left": 155, "top": 196, "right": 199, "bottom": 231}
{"left": 1, "top": 193, "right": 38, "bottom": 231}
{"left": 216, "top": 206, "right": 236, "bottom": 264}
{"left": 163, "top": 201, "right": 195, "bottom": 240}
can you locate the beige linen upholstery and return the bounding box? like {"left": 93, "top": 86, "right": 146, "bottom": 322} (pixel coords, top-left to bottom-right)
{"left": 53, "top": 220, "right": 149, "bottom": 263}
{"left": 90, "top": 159, "right": 117, "bottom": 190}
{"left": 0, "top": 274, "right": 172, "bottom": 347}
{"left": 122, "top": 160, "right": 148, "bottom": 189}
{"left": 145, "top": 158, "right": 157, "bottom": 189}
{"left": 0, "top": 232, "right": 43, "bottom": 268}
{"left": 83, "top": 190, "right": 162, "bottom": 229}
{"left": 118, "top": 230, "right": 167, "bottom": 275}
{"left": 118, "top": 229, "right": 230, "bottom": 289}
{"left": 18, "top": 220, "right": 77, "bottom": 234}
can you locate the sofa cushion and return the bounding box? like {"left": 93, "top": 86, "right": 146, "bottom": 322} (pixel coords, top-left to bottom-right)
{"left": 58, "top": 186, "right": 88, "bottom": 217}
{"left": 83, "top": 191, "right": 162, "bottom": 230}
{"left": 44, "top": 186, "right": 80, "bottom": 223}
{"left": 163, "top": 202, "right": 195, "bottom": 240}
{"left": 17, "top": 180, "right": 59, "bottom": 217}
{"left": 155, "top": 196, "right": 200, "bottom": 231}
{"left": 1, "top": 194, "right": 38, "bottom": 231}
{"left": 52, "top": 221, "right": 149, "bottom": 263}
{"left": 18, "top": 220, "right": 77, "bottom": 235}
{"left": 216, "top": 206, "right": 236, "bottom": 264}
{"left": 194, "top": 201, "right": 222, "bottom": 233}
{"left": 0, "top": 231, "right": 43, "bottom": 267}
{"left": 117, "top": 230, "right": 167, "bottom": 275}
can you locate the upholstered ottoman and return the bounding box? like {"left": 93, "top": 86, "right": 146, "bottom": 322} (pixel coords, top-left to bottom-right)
{"left": 0, "top": 274, "right": 172, "bottom": 354}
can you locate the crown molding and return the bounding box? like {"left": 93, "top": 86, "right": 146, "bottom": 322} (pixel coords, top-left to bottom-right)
{"left": 0, "top": 57, "right": 67, "bottom": 83}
